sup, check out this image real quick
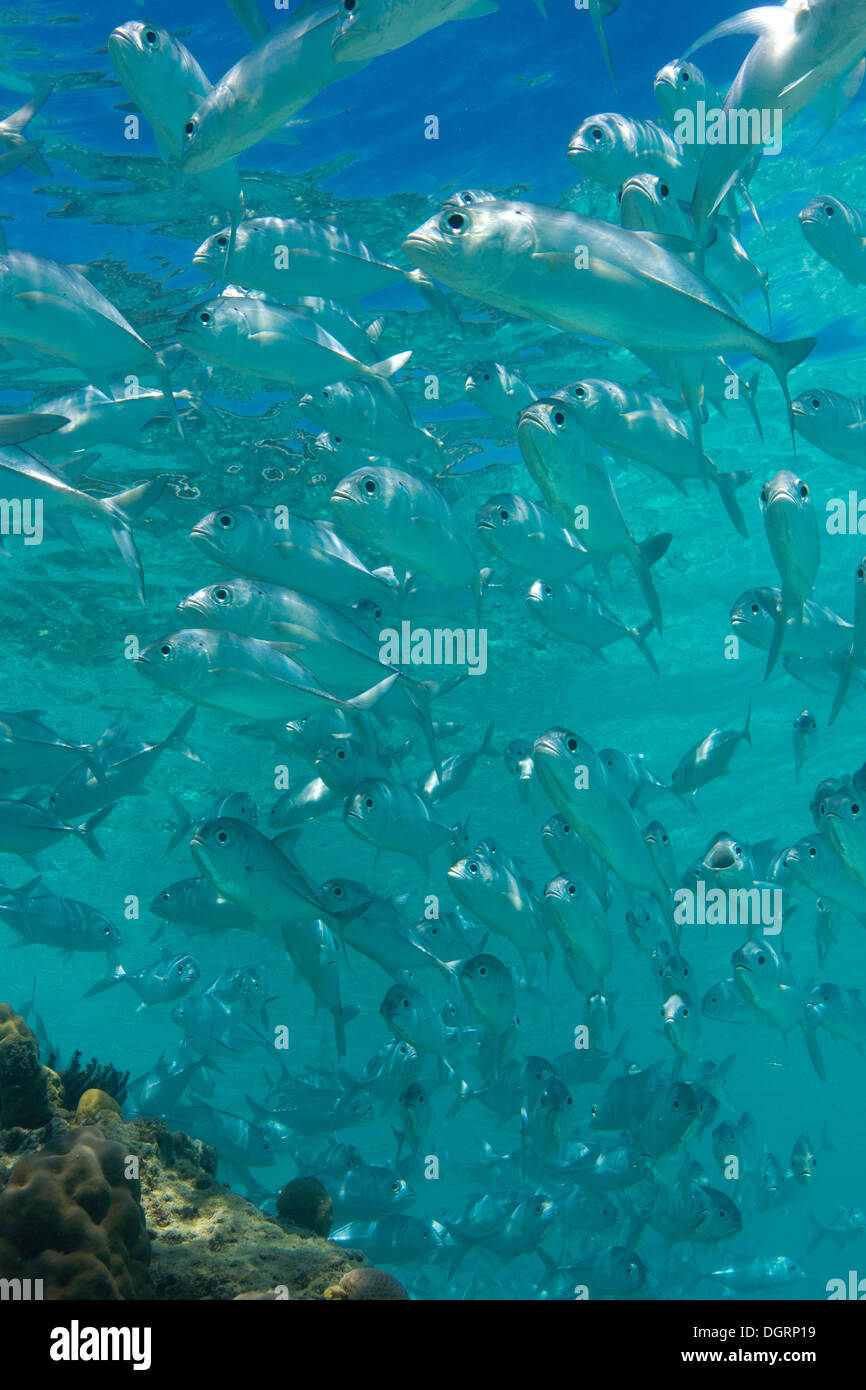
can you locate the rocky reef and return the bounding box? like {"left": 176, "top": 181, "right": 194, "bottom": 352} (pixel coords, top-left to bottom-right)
{"left": 0, "top": 1004, "right": 406, "bottom": 1301}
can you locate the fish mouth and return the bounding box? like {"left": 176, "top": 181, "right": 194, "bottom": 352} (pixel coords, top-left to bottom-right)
{"left": 330, "top": 488, "right": 356, "bottom": 507}
{"left": 791, "top": 400, "right": 808, "bottom": 417}
{"left": 402, "top": 233, "right": 435, "bottom": 266}
{"left": 705, "top": 846, "right": 736, "bottom": 871}
{"left": 518, "top": 406, "right": 559, "bottom": 441}
{"left": 568, "top": 137, "right": 592, "bottom": 160}
{"left": 476, "top": 519, "right": 496, "bottom": 532}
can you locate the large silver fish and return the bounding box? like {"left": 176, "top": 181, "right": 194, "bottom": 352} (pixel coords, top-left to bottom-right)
{"left": 403, "top": 197, "right": 814, "bottom": 427}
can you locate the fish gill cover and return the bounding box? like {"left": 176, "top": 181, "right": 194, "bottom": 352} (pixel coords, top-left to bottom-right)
{"left": 0, "top": 0, "right": 862, "bottom": 1311}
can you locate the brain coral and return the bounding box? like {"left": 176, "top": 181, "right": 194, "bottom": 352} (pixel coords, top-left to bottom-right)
{"left": 0, "top": 1125, "right": 151, "bottom": 1299}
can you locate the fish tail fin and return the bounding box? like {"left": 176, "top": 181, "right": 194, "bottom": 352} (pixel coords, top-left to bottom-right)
{"left": 405, "top": 269, "right": 462, "bottom": 328}
{"left": 102, "top": 476, "right": 166, "bottom": 607}
{"left": 712, "top": 470, "right": 751, "bottom": 539}
{"left": 84, "top": 964, "right": 126, "bottom": 997}
{"left": 830, "top": 655, "right": 854, "bottom": 726}
{"left": 632, "top": 532, "right": 672, "bottom": 633}
{"left": 588, "top": 0, "right": 617, "bottom": 88}
{"left": 764, "top": 596, "right": 792, "bottom": 678}
{"left": 768, "top": 336, "right": 818, "bottom": 447}
{"left": 479, "top": 719, "right": 497, "bottom": 758}
{"left": 164, "top": 705, "right": 199, "bottom": 761}
{"left": 343, "top": 672, "right": 399, "bottom": 713}
{"left": 76, "top": 804, "right": 113, "bottom": 860}
{"left": 743, "top": 372, "right": 764, "bottom": 442}
{"left": 802, "top": 1019, "right": 826, "bottom": 1082}
{"left": 409, "top": 683, "right": 443, "bottom": 779}
{"left": 742, "top": 699, "right": 752, "bottom": 746}
{"left": 760, "top": 271, "right": 773, "bottom": 335}
{"left": 630, "top": 619, "right": 660, "bottom": 675}
{"left": 155, "top": 359, "right": 184, "bottom": 439}
{"left": 166, "top": 793, "right": 194, "bottom": 854}
{"left": 367, "top": 350, "right": 412, "bottom": 380}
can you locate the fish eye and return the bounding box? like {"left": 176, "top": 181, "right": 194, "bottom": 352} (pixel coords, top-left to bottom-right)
{"left": 144, "top": 28, "right": 158, "bottom": 44}
{"left": 760, "top": 487, "right": 768, "bottom": 504}
{"left": 216, "top": 829, "right": 230, "bottom": 845}
{"left": 213, "top": 586, "right": 230, "bottom": 602}
{"left": 673, "top": 1099, "right": 680, "bottom": 1110}
{"left": 216, "top": 234, "right": 229, "bottom": 249}
{"left": 858, "top": 568, "right": 865, "bottom": 581}
{"left": 852, "top": 803, "right": 861, "bottom": 816}
{"left": 573, "top": 385, "right": 586, "bottom": 399}
{"left": 159, "top": 643, "right": 172, "bottom": 656}
{"left": 332, "top": 885, "right": 344, "bottom": 898}
{"left": 482, "top": 372, "right": 490, "bottom": 381}
{"left": 757, "top": 954, "right": 765, "bottom": 965}
{"left": 750, "top": 602, "right": 760, "bottom": 615}
{"left": 825, "top": 204, "right": 834, "bottom": 217}
{"left": 468, "top": 861, "right": 479, "bottom": 874}
{"left": 362, "top": 476, "right": 377, "bottom": 495}
{"left": 553, "top": 410, "right": 566, "bottom": 427}
{"left": 479, "top": 965, "right": 488, "bottom": 976}
{"left": 819, "top": 802, "right": 826, "bottom": 816}
{"left": 161, "top": 891, "right": 170, "bottom": 900}
{"left": 567, "top": 883, "right": 576, "bottom": 896}
{"left": 590, "top": 127, "right": 603, "bottom": 142}
{"left": 343, "top": 0, "right": 356, "bottom": 9}
{"left": 680, "top": 70, "right": 690, "bottom": 84}
{"left": 184, "top": 119, "right": 196, "bottom": 137}
{"left": 391, "top": 1180, "right": 401, "bottom": 1192}
{"left": 217, "top": 512, "right": 235, "bottom": 528}
{"left": 446, "top": 212, "right": 467, "bottom": 232}
{"left": 590, "top": 1104, "right": 598, "bottom": 1117}
{"left": 198, "top": 310, "right": 212, "bottom": 325}
{"left": 499, "top": 508, "right": 509, "bottom": 522}
{"left": 544, "top": 585, "right": 552, "bottom": 597}
{"left": 177, "top": 963, "right": 185, "bottom": 974}
{"left": 659, "top": 183, "right": 670, "bottom": 198}
{"left": 364, "top": 796, "right": 374, "bottom": 809}
{"left": 104, "top": 926, "right": 112, "bottom": 936}
{"left": 811, "top": 398, "right": 821, "bottom": 409}
{"left": 322, "top": 388, "right": 330, "bottom": 398}
{"left": 336, "top": 747, "right": 347, "bottom": 760}
{"left": 799, "top": 483, "right": 809, "bottom": 499}
{"left": 562, "top": 821, "right": 571, "bottom": 834}
{"left": 566, "top": 737, "right": 577, "bottom": 752}
{"left": 682, "top": 1008, "right": 689, "bottom": 1018}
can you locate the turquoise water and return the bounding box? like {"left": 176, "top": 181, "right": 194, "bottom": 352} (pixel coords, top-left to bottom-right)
{"left": 2, "top": 0, "right": 865, "bottom": 1300}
